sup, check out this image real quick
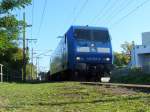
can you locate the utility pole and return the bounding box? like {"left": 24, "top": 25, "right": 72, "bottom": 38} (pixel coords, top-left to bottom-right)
{"left": 26, "top": 39, "right": 37, "bottom": 80}
{"left": 31, "top": 48, "right": 33, "bottom": 79}
{"left": 21, "top": 6, "right": 33, "bottom": 81}
{"left": 26, "top": 38, "right": 37, "bottom": 48}
{"left": 36, "top": 57, "right": 40, "bottom": 79}
{"left": 31, "top": 48, "right": 37, "bottom": 79}
{"left": 23, "top": 12, "right": 26, "bottom": 82}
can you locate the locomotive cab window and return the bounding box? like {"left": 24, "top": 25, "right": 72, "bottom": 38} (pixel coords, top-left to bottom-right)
{"left": 74, "top": 29, "right": 91, "bottom": 40}
{"left": 74, "top": 29, "right": 110, "bottom": 42}
{"left": 92, "top": 30, "right": 110, "bottom": 42}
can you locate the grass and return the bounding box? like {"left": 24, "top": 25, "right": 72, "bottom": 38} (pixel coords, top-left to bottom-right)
{"left": 0, "top": 82, "right": 150, "bottom": 112}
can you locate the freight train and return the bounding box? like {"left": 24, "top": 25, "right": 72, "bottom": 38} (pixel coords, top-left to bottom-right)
{"left": 50, "top": 25, "right": 113, "bottom": 81}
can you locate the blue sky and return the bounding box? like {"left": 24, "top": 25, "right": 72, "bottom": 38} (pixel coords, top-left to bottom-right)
{"left": 15, "top": 0, "right": 150, "bottom": 72}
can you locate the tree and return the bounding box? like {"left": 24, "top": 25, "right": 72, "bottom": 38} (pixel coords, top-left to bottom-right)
{"left": 26, "top": 63, "right": 37, "bottom": 80}
{"left": 113, "top": 52, "right": 126, "bottom": 67}
{"left": 0, "top": 15, "right": 21, "bottom": 53}
{"left": 0, "top": 0, "right": 31, "bottom": 14}
{"left": 0, "top": 0, "right": 31, "bottom": 81}
{"left": 114, "top": 52, "right": 123, "bottom": 66}
{"left": 121, "top": 41, "right": 134, "bottom": 65}
{"left": 114, "top": 41, "right": 134, "bottom": 67}
{"left": 0, "top": 0, "right": 31, "bottom": 52}
{"left": 121, "top": 41, "right": 133, "bottom": 56}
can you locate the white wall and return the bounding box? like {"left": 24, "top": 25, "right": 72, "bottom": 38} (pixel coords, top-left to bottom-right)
{"left": 135, "top": 45, "right": 150, "bottom": 54}
{"left": 131, "top": 32, "right": 150, "bottom": 69}
{"left": 142, "top": 32, "right": 150, "bottom": 46}
{"left": 131, "top": 45, "right": 150, "bottom": 67}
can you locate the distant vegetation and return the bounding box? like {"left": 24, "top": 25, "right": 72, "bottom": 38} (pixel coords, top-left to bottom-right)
{"left": 112, "top": 41, "right": 150, "bottom": 84}
{"left": 0, "top": 0, "right": 36, "bottom": 81}
{"left": 113, "top": 41, "right": 134, "bottom": 67}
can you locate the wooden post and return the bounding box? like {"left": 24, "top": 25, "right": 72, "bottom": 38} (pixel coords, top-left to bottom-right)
{"left": 0, "top": 64, "right": 3, "bottom": 83}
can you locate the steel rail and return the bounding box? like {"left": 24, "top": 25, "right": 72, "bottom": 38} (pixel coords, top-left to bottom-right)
{"left": 81, "top": 82, "right": 150, "bottom": 89}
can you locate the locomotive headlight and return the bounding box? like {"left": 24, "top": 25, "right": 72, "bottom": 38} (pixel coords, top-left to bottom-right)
{"left": 76, "top": 57, "right": 80, "bottom": 60}
{"left": 106, "top": 58, "right": 110, "bottom": 61}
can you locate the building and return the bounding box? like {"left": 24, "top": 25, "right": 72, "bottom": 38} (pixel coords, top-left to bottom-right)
{"left": 131, "top": 32, "right": 150, "bottom": 72}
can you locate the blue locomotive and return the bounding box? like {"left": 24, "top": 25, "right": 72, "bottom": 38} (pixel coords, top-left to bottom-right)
{"left": 50, "top": 25, "right": 113, "bottom": 81}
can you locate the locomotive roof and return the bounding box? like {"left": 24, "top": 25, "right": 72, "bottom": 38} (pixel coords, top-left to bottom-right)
{"left": 71, "top": 25, "right": 108, "bottom": 31}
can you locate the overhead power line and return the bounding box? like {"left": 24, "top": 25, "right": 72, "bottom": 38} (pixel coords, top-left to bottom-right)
{"left": 37, "top": 0, "right": 48, "bottom": 35}
{"left": 70, "top": 0, "right": 80, "bottom": 24}
{"left": 97, "top": 0, "right": 125, "bottom": 25}
{"left": 103, "top": 0, "right": 134, "bottom": 25}
{"left": 72, "top": 0, "right": 89, "bottom": 24}
{"left": 110, "top": 0, "right": 150, "bottom": 28}
{"left": 59, "top": 0, "right": 80, "bottom": 35}
{"left": 31, "top": 0, "right": 34, "bottom": 39}
{"left": 94, "top": 0, "right": 117, "bottom": 25}
{"left": 36, "top": 49, "right": 52, "bottom": 57}
{"left": 102, "top": 0, "right": 129, "bottom": 25}
{"left": 90, "top": 0, "right": 110, "bottom": 25}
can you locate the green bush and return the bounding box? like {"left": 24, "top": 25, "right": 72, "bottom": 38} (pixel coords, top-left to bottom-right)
{"left": 111, "top": 67, "right": 150, "bottom": 84}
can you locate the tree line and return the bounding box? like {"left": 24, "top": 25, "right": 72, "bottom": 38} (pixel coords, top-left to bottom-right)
{"left": 0, "top": 0, "right": 37, "bottom": 81}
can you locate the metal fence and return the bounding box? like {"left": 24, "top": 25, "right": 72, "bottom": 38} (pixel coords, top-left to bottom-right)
{"left": 0, "top": 64, "right": 3, "bottom": 82}
{"left": 1, "top": 65, "right": 23, "bottom": 82}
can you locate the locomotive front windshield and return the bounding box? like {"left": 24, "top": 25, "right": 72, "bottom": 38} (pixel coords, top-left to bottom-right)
{"left": 74, "top": 29, "right": 110, "bottom": 42}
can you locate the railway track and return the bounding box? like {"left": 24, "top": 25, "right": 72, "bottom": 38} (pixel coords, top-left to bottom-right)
{"left": 81, "top": 82, "right": 150, "bottom": 89}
